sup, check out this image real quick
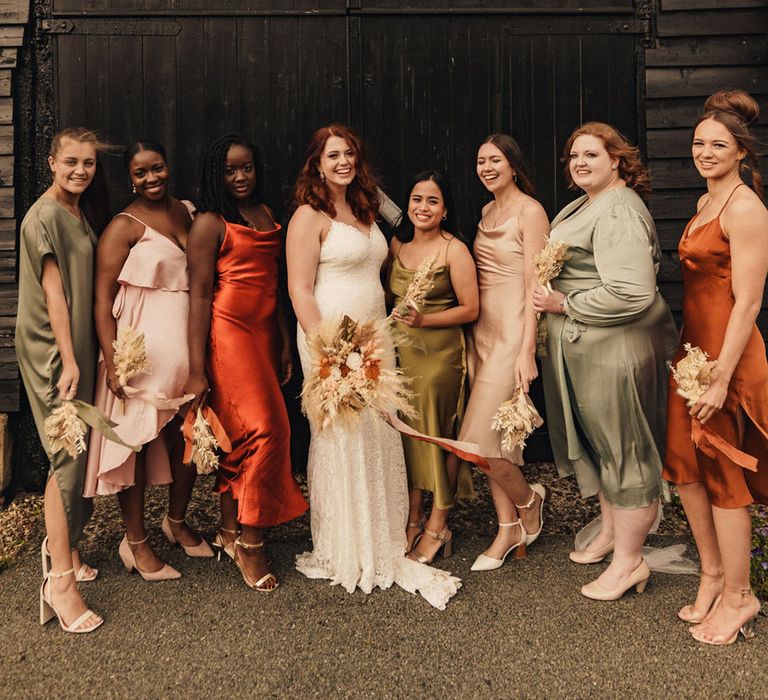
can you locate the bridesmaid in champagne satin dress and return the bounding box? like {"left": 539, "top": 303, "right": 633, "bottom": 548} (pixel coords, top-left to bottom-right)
{"left": 186, "top": 136, "right": 307, "bottom": 592}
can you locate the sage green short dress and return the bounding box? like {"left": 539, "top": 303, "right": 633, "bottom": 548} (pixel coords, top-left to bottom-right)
{"left": 541, "top": 186, "right": 677, "bottom": 509}
{"left": 16, "top": 197, "right": 98, "bottom": 547}
{"left": 389, "top": 253, "right": 474, "bottom": 509}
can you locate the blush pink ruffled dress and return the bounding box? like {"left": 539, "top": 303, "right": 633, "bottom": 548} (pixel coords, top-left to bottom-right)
{"left": 84, "top": 206, "right": 193, "bottom": 496}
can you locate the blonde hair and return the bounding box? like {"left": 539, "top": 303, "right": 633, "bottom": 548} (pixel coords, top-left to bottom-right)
{"left": 49, "top": 127, "right": 114, "bottom": 158}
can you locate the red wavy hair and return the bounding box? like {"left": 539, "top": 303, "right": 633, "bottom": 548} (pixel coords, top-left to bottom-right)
{"left": 563, "top": 122, "right": 651, "bottom": 200}
{"left": 293, "top": 124, "right": 380, "bottom": 225}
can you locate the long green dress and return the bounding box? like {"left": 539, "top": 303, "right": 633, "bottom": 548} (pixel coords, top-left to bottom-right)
{"left": 389, "top": 255, "right": 474, "bottom": 509}
{"left": 16, "top": 197, "right": 98, "bottom": 547}
{"left": 541, "top": 186, "right": 678, "bottom": 509}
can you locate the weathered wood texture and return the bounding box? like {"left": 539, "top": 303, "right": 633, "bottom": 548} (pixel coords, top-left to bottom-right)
{"left": 0, "top": 1, "right": 28, "bottom": 413}
{"left": 646, "top": 1, "right": 768, "bottom": 324}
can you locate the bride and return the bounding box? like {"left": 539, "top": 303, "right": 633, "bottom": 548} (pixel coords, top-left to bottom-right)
{"left": 286, "top": 124, "right": 461, "bottom": 610}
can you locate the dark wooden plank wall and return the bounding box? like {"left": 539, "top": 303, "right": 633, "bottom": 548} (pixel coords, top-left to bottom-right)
{"left": 0, "top": 1, "right": 28, "bottom": 412}
{"left": 647, "top": 0, "right": 768, "bottom": 325}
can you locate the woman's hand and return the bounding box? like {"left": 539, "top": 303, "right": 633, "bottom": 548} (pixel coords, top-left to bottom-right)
{"left": 392, "top": 303, "right": 424, "bottom": 328}
{"left": 184, "top": 371, "right": 210, "bottom": 413}
{"left": 514, "top": 352, "right": 539, "bottom": 394}
{"left": 105, "top": 369, "right": 126, "bottom": 401}
{"left": 532, "top": 286, "right": 566, "bottom": 315}
{"left": 280, "top": 347, "right": 293, "bottom": 386}
{"left": 690, "top": 376, "right": 729, "bottom": 425}
{"left": 57, "top": 362, "right": 80, "bottom": 401}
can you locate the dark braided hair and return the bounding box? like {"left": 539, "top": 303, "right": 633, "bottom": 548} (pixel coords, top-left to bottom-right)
{"left": 197, "top": 135, "right": 264, "bottom": 225}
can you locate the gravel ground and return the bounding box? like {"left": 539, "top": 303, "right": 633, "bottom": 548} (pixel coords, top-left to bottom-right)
{"left": 6, "top": 465, "right": 768, "bottom": 699}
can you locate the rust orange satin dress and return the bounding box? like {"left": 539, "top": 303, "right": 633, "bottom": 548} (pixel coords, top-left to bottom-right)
{"left": 208, "top": 218, "right": 308, "bottom": 526}
{"left": 664, "top": 185, "right": 768, "bottom": 508}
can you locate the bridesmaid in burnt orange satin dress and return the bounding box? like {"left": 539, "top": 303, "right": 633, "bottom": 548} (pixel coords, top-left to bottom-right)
{"left": 186, "top": 136, "right": 307, "bottom": 591}
{"left": 664, "top": 90, "right": 768, "bottom": 645}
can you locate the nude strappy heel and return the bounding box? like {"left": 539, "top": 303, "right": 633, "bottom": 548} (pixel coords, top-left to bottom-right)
{"left": 40, "top": 568, "right": 103, "bottom": 634}
{"left": 211, "top": 527, "right": 240, "bottom": 562}
{"left": 470, "top": 520, "right": 528, "bottom": 571}
{"left": 517, "top": 483, "right": 548, "bottom": 547}
{"left": 161, "top": 515, "right": 214, "bottom": 558}
{"left": 118, "top": 535, "right": 181, "bottom": 581}
{"left": 405, "top": 514, "right": 426, "bottom": 554}
{"left": 41, "top": 536, "right": 98, "bottom": 582}
{"left": 233, "top": 538, "right": 279, "bottom": 592}
{"left": 407, "top": 526, "right": 453, "bottom": 564}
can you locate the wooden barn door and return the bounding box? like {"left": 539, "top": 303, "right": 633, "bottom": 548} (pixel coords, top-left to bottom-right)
{"left": 38, "top": 0, "right": 648, "bottom": 464}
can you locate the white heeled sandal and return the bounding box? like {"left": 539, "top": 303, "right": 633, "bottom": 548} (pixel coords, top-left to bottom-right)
{"left": 40, "top": 568, "right": 103, "bottom": 633}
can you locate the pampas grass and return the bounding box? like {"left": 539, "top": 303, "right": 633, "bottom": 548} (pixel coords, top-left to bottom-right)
{"left": 302, "top": 315, "right": 415, "bottom": 430}
{"left": 491, "top": 387, "right": 543, "bottom": 454}
{"left": 44, "top": 401, "right": 87, "bottom": 458}
{"left": 394, "top": 251, "right": 440, "bottom": 315}
{"left": 671, "top": 343, "right": 717, "bottom": 407}
{"left": 112, "top": 326, "right": 152, "bottom": 386}
{"left": 189, "top": 408, "right": 221, "bottom": 475}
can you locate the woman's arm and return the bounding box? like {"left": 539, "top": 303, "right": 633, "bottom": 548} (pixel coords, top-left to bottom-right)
{"left": 392, "top": 238, "right": 479, "bottom": 329}
{"left": 41, "top": 257, "right": 80, "bottom": 401}
{"left": 514, "top": 200, "right": 549, "bottom": 391}
{"left": 93, "top": 217, "right": 140, "bottom": 399}
{"left": 286, "top": 205, "right": 324, "bottom": 333}
{"left": 692, "top": 194, "right": 768, "bottom": 424}
{"left": 185, "top": 212, "right": 225, "bottom": 410}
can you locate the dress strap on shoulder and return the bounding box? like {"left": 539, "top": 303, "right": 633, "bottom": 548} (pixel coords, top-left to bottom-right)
{"left": 114, "top": 211, "right": 149, "bottom": 228}
{"left": 180, "top": 199, "right": 195, "bottom": 219}
{"left": 718, "top": 183, "right": 747, "bottom": 217}
{"left": 318, "top": 210, "right": 334, "bottom": 222}
{"left": 443, "top": 236, "right": 454, "bottom": 267}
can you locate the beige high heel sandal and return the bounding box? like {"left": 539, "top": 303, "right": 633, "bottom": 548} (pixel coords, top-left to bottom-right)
{"left": 678, "top": 571, "right": 723, "bottom": 623}
{"left": 405, "top": 514, "right": 426, "bottom": 554}
{"left": 41, "top": 536, "right": 98, "bottom": 582}
{"left": 690, "top": 588, "right": 761, "bottom": 646}
{"left": 161, "top": 515, "right": 214, "bottom": 558}
{"left": 211, "top": 527, "right": 240, "bottom": 561}
{"left": 517, "top": 484, "right": 548, "bottom": 547}
{"left": 233, "top": 538, "right": 279, "bottom": 592}
{"left": 40, "top": 568, "right": 103, "bottom": 634}
{"left": 407, "top": 526, "right": 453, "bottom": 565}
{"left": 118, "top": 535, "right": 181, "bottom": 581}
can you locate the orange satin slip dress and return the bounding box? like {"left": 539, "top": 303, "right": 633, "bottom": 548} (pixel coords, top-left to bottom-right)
{"left": 664, "top": 184, "right": 768, "bottom": 507}
{"left": 207, "top": 215, "right": 308, "bottom": 526}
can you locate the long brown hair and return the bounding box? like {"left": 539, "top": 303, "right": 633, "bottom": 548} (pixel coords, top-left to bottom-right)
{"left": 562, "top": 122, "right": 651, "bottom": 200}
{"left": 696, "top": 89, "right": 763, "bottom": 201}
{"left": 482, "top": 134, "right": 537, "bottom": 197}
{"left": 292, "top": 124, "right": 379, "bottom": 225}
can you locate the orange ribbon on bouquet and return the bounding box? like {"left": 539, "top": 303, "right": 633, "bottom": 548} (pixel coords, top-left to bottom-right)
{"left": 182, "top": 403, "right": 233, "bottom": 467}
{"left": 691, "top": 419, "right": 758, "bottom": 472}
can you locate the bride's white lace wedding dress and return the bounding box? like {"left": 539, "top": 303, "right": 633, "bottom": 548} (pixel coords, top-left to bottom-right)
{"left": 295, "top": 218, "right": 461, "bottom": 610}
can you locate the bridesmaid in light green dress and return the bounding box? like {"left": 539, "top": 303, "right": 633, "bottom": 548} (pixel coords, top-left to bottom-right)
{"left": 533, "top": 122, "right": 677, "bottom": 602}
{"left": 389, "top": 170, "right": 479, "bottom": 565}
{"left": 16, "top": 128, "right": 106, "bottom": 632}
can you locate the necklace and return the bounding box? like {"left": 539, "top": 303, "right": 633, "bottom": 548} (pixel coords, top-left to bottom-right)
{"left": 485, "top": 196, "right": 521, "bottom": 229}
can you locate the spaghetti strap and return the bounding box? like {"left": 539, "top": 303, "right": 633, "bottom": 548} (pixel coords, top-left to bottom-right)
{"left": 718, "top": 183, "right": 746, "bottom": 217}
{"left": 395, "top": 240, "right": 404, "bottom": 257}
{"left": 443, "top": 236, "right": 454, "bottom": 267}
{"left": 318, "top": 210, "right": 334, "bottom": 222}
{"left": 114, "top": 211, "right": 149, "bottom": 228}
{"left": 180, "top": 199, "right": 195, "bottom": 220}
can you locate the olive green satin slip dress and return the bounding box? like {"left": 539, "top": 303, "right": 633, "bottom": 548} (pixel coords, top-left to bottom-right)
{"left": 16, "top": 197, "right": 98, "bottom": 547}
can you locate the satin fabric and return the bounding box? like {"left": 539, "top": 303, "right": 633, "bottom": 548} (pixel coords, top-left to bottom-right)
{"left": 389, "top": 256, "right": 473, "bottom": 509}
{"left": 208, "top": 219, "right": 307, "bottom": 526}
{"left": 16, "top": 197, "right": 97, "bottom": 547}
{"left": 664, "top": 189, "right": 768, "bottom": 507}
{"left": 542, "top": 187, "right": 678, "bottom": 508}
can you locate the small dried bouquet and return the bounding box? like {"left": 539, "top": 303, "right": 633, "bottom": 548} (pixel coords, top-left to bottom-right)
{"left": 534, "top": 238, "right": 570, "bottom": 356}
{"left": 671, "top": 343, "right": 717, "bottom": 407}
{"left": 183, "top": 405, "right": 232, "bottom": 475}
{"left": 302, "top": 315, "right": 415, "bottom": 430}
{"left": 392, "top": 252, "right": 440, "bottom": 316}
{"left": 112, "top": 326, "right": 152, "bottom": 386}
{"left": 491, "top": 387, "right": 544, "bottom": 456}
{"left": 44, "top": 401, "right": 87, "bottom": 458}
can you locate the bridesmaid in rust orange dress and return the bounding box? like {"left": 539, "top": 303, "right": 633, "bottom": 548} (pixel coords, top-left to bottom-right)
{"left": 186, "top": 135, "right": 307, "bottom": 591}
{"left": 664, "top": 90, "right": 768, "bottom": 645}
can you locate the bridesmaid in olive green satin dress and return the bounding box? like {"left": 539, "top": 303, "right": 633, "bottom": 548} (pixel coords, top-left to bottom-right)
{"left": 389, "top": 170, "right": 479, "bottom": 565}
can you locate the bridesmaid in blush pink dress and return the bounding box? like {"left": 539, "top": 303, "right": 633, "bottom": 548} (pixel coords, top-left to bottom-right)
{"left": 86, "top": 141, "right": 212, "bottom": 581}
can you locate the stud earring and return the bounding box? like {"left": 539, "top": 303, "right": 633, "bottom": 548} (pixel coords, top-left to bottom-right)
{"left": 320, "top": 172, "right": 325, "bottom": 182}
{"left": 131, "top": 184, "right": 137, "bottom": 194}
{"left": 513, "top": 174, "right": 518, "bottom": 183}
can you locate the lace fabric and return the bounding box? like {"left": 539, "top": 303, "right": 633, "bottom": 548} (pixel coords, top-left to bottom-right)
{"left": 295, "top": 221, "right": 461, "bottom": 610}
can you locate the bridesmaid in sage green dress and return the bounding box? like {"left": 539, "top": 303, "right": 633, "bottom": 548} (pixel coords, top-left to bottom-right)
{"left": 389, "top": 170, "right": 479, "bottom": 564}
{"left": 16, "top": 128, "right": 104, "bottom": 632}
{"left": 533, "top": 122, "right": 677, "bottom": 602}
